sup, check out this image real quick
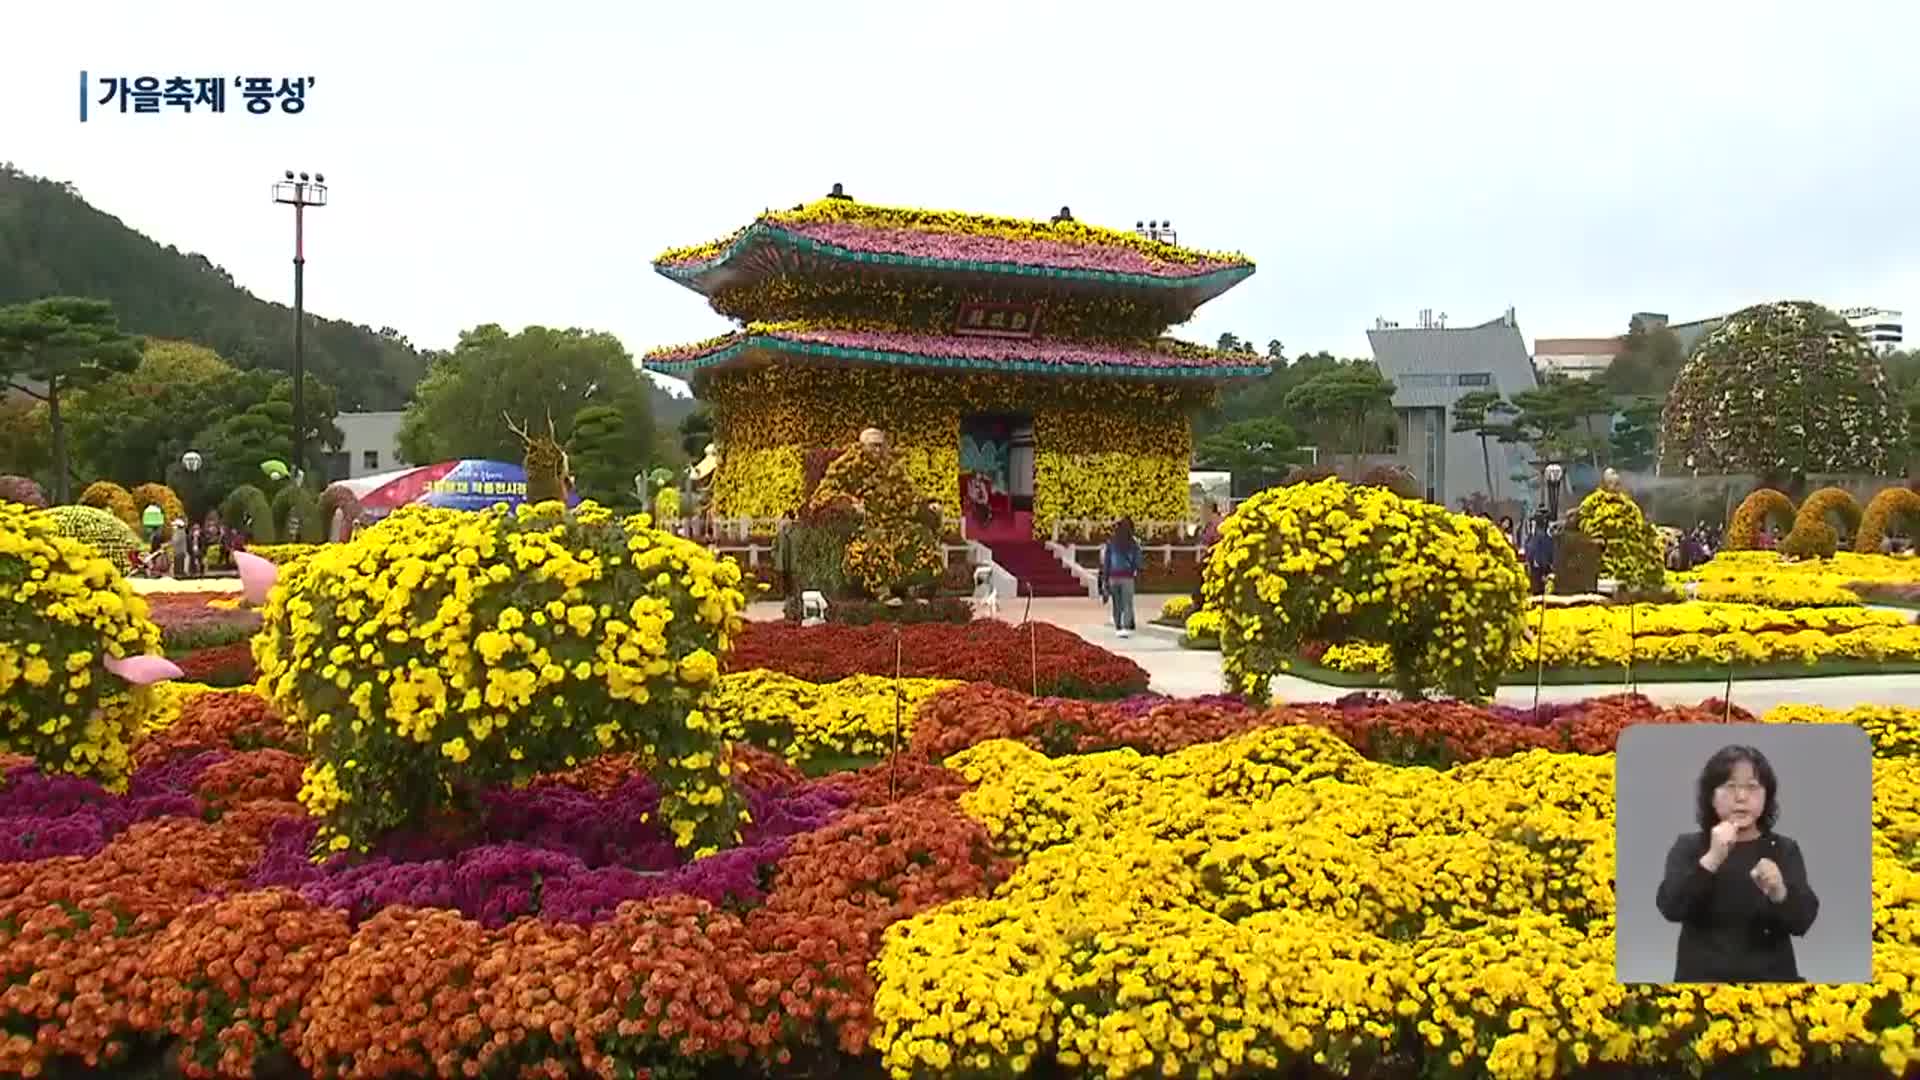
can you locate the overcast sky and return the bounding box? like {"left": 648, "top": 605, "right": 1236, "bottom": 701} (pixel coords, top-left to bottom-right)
{"left": 6, "top": 0, "right": 1919, "bottom": 396}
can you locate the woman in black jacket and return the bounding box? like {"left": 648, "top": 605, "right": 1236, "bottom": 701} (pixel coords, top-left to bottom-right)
{"left": 1655, "top": 744, "right": 1819, "bottom": 982}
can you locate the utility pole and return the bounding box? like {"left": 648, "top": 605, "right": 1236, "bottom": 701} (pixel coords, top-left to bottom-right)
{"left": 272, "top": 170, "right": 327, "bottom": 484}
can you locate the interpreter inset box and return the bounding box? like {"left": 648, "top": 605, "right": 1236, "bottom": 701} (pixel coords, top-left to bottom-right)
{"left": 1614, "top": 722, "right": 1872, "bottom": 985}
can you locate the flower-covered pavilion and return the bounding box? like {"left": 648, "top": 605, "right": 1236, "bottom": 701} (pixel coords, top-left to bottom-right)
{"left": 644, "top": 192, "right": 1262, "bottom": 582}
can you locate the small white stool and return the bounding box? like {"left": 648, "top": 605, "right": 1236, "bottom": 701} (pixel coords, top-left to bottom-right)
{"left": 800, "top": 590, "right": 830, "bottom": 626}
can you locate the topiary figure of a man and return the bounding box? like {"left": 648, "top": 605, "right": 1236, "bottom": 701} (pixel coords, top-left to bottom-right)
{"left": 808, "top": 427, "right": 941, "bottom": 602}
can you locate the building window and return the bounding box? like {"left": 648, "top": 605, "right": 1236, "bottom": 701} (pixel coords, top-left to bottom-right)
{"left": 363, "top": 450, "right": 380, "bottom": 471}
{"left": 322, "top": 452, "right": 350, "bottom": 483}
{"left": 1423, "top": 408, "right": 1442, "bottom": 502}
{"left": 1455, "top": 372, "right": 1493, "bottom": 387}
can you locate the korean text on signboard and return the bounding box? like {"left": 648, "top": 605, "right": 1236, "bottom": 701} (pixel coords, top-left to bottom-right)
{"left": 80, "top": 74, "right": 315, "bottom": 121}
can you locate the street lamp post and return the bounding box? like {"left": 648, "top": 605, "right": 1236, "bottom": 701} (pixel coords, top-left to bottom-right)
{"left": 272, "top": 170, "right": 327, "bottom": 486}
{"left": 1544, "top": 462, "right": 1565, "bottom": 520}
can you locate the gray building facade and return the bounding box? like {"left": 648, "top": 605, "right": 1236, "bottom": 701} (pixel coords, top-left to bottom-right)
{"left": 1366, "top": 309, "right": 1540, "bottom": 507}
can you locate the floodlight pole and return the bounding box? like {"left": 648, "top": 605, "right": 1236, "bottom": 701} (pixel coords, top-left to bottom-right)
{"left": 273, "top": 171, "right": 328, "bottom": 485}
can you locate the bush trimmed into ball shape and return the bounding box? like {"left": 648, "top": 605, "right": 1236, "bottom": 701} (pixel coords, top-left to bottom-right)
{"left": 42, "top": 504, "right": 143, "bottom": 566}
{"left": 129, "top": 482, "right": 186, "bottom": 540}
{"left": 0, "top": 475, "right": 46, "bottom": 508}
{"left": 79, "top": 480, "right": 140, "bottom": 528}
{"left": 1659, "top": 301, "right": 1900, "bottom": 475}
{"left": 1857, "top": 487, "right": 1920, "bottom": 553}
{"left": 0, "top": 502, "right": 164, "bottom": 787}
{"left": 254, "top": 501, "right": 750, "bottom": 856}
{"left": 1569, "top": 488, "right": 1666, "bottom": 592}
{"left": 1201, "top": 478, "right": 1527, "bottom": 703}
{"left": 1726, "top": 489, "right": 1795, "bottom": 550}
{"left": 1780, "top": 519, "right": 1838, "bottom": 561}
{"left": 1793, "top": 486, "right": 1863, "bottom": 541}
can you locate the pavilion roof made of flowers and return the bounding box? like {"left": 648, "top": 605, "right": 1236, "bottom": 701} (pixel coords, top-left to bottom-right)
{"left": 652, "top": 198, "right": 1256, "bottom": 314}
{"left": 642, "top": 322, "right": 1273, "bottom": 382}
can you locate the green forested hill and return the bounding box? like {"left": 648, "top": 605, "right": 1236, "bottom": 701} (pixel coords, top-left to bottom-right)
{"left": 0, "top": 163, "right": 426, "bottom": 410}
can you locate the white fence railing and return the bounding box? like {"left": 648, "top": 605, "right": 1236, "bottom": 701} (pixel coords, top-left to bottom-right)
{"left": 1048, "top": 518, "right": 1203, "bottom": 544}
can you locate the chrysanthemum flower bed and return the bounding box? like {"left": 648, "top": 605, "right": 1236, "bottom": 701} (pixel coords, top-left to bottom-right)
{"left": 146, "top": 591, "right": 262, "bottom": 686}
{"left": 5, "top": 679, "right": 1919, "bottom": 1078}
{"left": 1682, "top": 551, "right": 1920, "bottom": 606}
{"left": 1186, "top": 600, "right": 1920, "bottom": 679}
{"left": 1304, "top": 601, "right": 1920, "bottom": 678}
{"left": 728, "top": 620, "right": 1151, "bottom": 698}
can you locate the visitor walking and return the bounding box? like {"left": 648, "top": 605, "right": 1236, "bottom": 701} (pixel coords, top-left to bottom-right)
{"left": 169, "top": 520, "right": 189, "bottom": 579}
{"left": 1525, "top": 512, "right": 1555, "bottom": 595}
{"left": 186, "top": 523, "right": 205, "bottom": 578}
{"left": 773, "top": 512, "right": 796, "bottom": 599}
{"left": 1099, "top": 517, "right": 1143, "bottom": 637}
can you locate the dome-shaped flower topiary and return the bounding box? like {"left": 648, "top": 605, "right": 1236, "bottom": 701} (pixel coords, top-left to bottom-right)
{"left": 1659, "top": 301, "right": 1900, "bottom": 475}
{"left": 0, "top": 502, "right": 165, "bottom": 787}
{"left": 41, "top": 504, "right": 143, "bottom": 567}
{"left": 1201, "top": 478, "right": 1527, "bottom": 703}
{"left": 254, "top": 501, "right": 751, "bottom": 856}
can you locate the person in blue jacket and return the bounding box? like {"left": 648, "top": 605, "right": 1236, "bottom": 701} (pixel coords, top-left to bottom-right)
{"left": 1099, "top": 517, "right": 1144, "bottom": 637}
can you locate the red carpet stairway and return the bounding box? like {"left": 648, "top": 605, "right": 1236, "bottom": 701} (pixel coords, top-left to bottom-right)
{"left": 979, "top": 540, "right": 1087, "bottom": 598}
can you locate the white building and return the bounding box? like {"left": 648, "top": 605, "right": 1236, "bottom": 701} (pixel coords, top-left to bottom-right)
{"left": 1531, "top": 337, "right": 1621, "bottom": 380}
{"left": 1839, "top": 307, "right": 1903, "bottom": 354}
{"left": 324, "top": 411, "right": 408, "bottom": 482}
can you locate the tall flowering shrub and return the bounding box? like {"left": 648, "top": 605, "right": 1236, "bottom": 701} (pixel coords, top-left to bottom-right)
{"left": 253, "top": 501, "right": 752, "bottom": 856}
{"left": 1660, "top": 300, "right": 1901, "bottom": 474}
{"left": 0, "top": 502, "right": 164, "bottom": 787}
{"left": 1202, "top": 479, "right": 1527, "bottom": 703}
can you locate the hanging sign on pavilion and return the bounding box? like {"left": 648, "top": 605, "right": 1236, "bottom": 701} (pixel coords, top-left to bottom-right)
{"left": 953, "top": 301, "right": 1040, "bottom": 339}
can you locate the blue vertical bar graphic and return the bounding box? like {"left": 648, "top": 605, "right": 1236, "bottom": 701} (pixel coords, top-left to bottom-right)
{"left": 79, "top": 70, "right": 88, "bottom": 122}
